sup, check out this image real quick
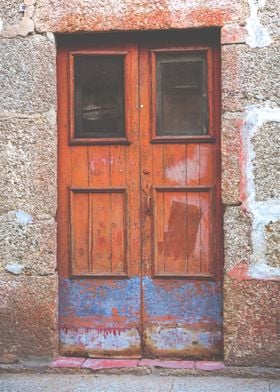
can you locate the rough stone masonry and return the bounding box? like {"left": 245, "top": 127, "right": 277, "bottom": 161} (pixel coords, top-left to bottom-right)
{"left": 0, "top": 0, "right": 279, "bottom": 366}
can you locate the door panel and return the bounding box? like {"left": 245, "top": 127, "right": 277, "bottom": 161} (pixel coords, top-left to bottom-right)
{"left": 139, "top": 39, "right": 222, "bottom": 359}
{"left": 58, "top": 32, "right": 222, "bottom": 359}
{"left": 70, "top": 188, "right": 127, "bottom": 276}
{"left": 153, "top": 186, "right": 213, "bottom": 277}
{"left": 57, "top": 41, "right": 142, "bottom": 357}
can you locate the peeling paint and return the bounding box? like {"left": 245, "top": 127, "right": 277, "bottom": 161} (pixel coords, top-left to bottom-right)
{"left": 60, "top": 276, "right": 222, "bottom": 356}
{"left": 145, "top": 325, "right": 222, "bottom": 355}
{"left": 246, "top": 0, "right": 271, "bottom": 48}
{"left": 241, "top": 106, "right": 280, "bottom": 278}
{"left": 15, "top": 210, "right": 33, "bottom": 225}
{"left": 60, "top": 327, "right": 141, "bottom": 354}
{"left": 59, "top": 277, "right": 141, "bottom": 325}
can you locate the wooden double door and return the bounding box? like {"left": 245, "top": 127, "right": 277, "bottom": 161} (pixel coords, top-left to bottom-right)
{"left": 57, "top": 31, "right": 223, "bottom": 359}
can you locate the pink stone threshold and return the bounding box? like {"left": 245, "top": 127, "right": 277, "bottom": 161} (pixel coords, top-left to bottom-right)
{"left": 51, "top": 357, "right": 225, "bottom": 371}
{"left": 82, "top": 359, "right": 139, "bottom": 370}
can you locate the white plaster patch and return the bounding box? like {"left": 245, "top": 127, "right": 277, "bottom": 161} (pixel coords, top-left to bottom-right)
{"left": 46, "top": 32, "right": 55, "bottom": 44}
{"left": 44, "top": 107, "right": 57, "bottom": 127}
{"left": 5, "top": 262, "right": 24, "bottom": 275}
{"left": 0, "top": 18, "right": 3, "bottom": 33}
{"left": 246, "top": 0, "right": 271, "bottom": 48}
{"left": 242, "top": 105, "right": 280, "bottom": 278}
{"left": 15, "top": 210, "right": 33, "bottom": 225}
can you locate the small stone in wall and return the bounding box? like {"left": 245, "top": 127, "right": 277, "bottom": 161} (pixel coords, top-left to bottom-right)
{"left": 265, "top": 220, "right": 280, "bottom": 268}
{"left": 5, "top": 263, "right": 24, "bottom": 275}
{"left": 0, "top": 353, "right": 19, "bottom": 364}
{"left": 15, "top": 210, "right": 33, "bottom": 225}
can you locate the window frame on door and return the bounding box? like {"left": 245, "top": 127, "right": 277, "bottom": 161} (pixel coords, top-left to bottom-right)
{"left": 68, "top": 49, "right": 134, "bottom": 146}
{"left": 150, "top": 46, "right": 215, "bottom": 144}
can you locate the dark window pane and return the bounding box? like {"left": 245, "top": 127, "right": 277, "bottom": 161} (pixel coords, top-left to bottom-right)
{"left": 156, "top": 53, "right": 208, "bottom": 136}
{"left": 74, "top": 55, "right": 125, "bottom": 138}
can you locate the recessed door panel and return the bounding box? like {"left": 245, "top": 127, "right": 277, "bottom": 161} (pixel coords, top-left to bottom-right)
{"left": 153, "top": 187, "right": 214, "bottom": 277}
{"left": 70, "top": 188, "right": 127, "bottom": 276}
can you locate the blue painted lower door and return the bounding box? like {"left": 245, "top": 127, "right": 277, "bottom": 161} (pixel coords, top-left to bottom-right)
{"left": 142, "top": 278, "right": 223, "bottom": 359}
{"left": 59, "top": 277, "right": 142, "bottom": 358}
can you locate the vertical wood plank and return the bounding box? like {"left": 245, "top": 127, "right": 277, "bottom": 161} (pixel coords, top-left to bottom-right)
{"left": 110, "top": 145, "right": 126, "bottom": 187}
{"left": 126, "top": 43, "right": 141, "bottom": 277}
{"left": 71, "top": 146, "right": 89, "bottom": 186}
{"left": 91, "top": 192, "right": 111, "bottom": 274}
{"left": 199, "top": 144, "right": 213, "bottom": 185}
{"left": 111, "top": 192, "right": 126, "bottom": 274}
{"left": 200, "top": 190, "right": 211, "bottom": 274}
{"left": 155, "top": 190, "right": 164, "bottom": 274}
{"left": 71, "top": 192, "right": 89, "bottom": 274}
{"left": 186, "top": 191, "right": 201, "bottom": 274}
{"left": 199, "top": 144, "right": 213, "bottom": 274}
{"left": 152, "top": 145, "right": 164, "bottom": 184}
{"left": 164, "top": 191, "right": 188, "bottom": 274}
{"left": 88, "top": 146, "right": 111, "bottom": 187}
{"left": 57, "top": 48, "right": 72, "bottom": 278}
{"left": 186, "top": 144, "right": 201, "bottom": 273}
{"left": 164, "top": 144, "right": 187, "bottom": 185}
{"left": 138, "top": 45, "right": 152, "bottom": 277}
{"left": 186, "top": 144, "right": 200, "bottom": 186}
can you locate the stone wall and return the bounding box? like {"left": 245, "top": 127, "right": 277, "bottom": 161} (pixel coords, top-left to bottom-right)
{"left": 0, "top": 0, "right": 279, "bottom": 365}
{"left": 0, "top": 7, "right": 58, "bottom": 359}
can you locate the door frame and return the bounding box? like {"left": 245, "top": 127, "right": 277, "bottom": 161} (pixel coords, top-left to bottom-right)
{"left": 57, "top": 29, "right": 223, "bottom": 359}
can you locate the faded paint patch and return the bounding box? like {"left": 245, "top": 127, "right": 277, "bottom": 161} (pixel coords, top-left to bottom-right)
{"left": 246, "top": 0, "right": 271, "bottom": 48}
{"left": 15, "top": 210, "right": 33, "bottom": 225}
{"left": 145, "top": 326, "right": 222, "bottom": 350}
{"left": 165, "top": 160, "right": 187, "bottom": 184}
{"left": 60, "top": 327, "right": 141, "bottom": 354}
{"left": 240, "top": 106, "right": 280, "bottom": 279}
{"left": 165, "top": 153, "right": 200, "bottom": 184}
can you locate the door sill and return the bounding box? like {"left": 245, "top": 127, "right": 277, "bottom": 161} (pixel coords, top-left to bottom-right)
{"left": 51, "top": 357, "right": 225, "bottom": 371}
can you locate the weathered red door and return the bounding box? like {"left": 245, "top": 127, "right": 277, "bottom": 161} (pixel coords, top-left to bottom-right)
{"left": 57, "top": 31, "right": 223, "bottom": 359}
